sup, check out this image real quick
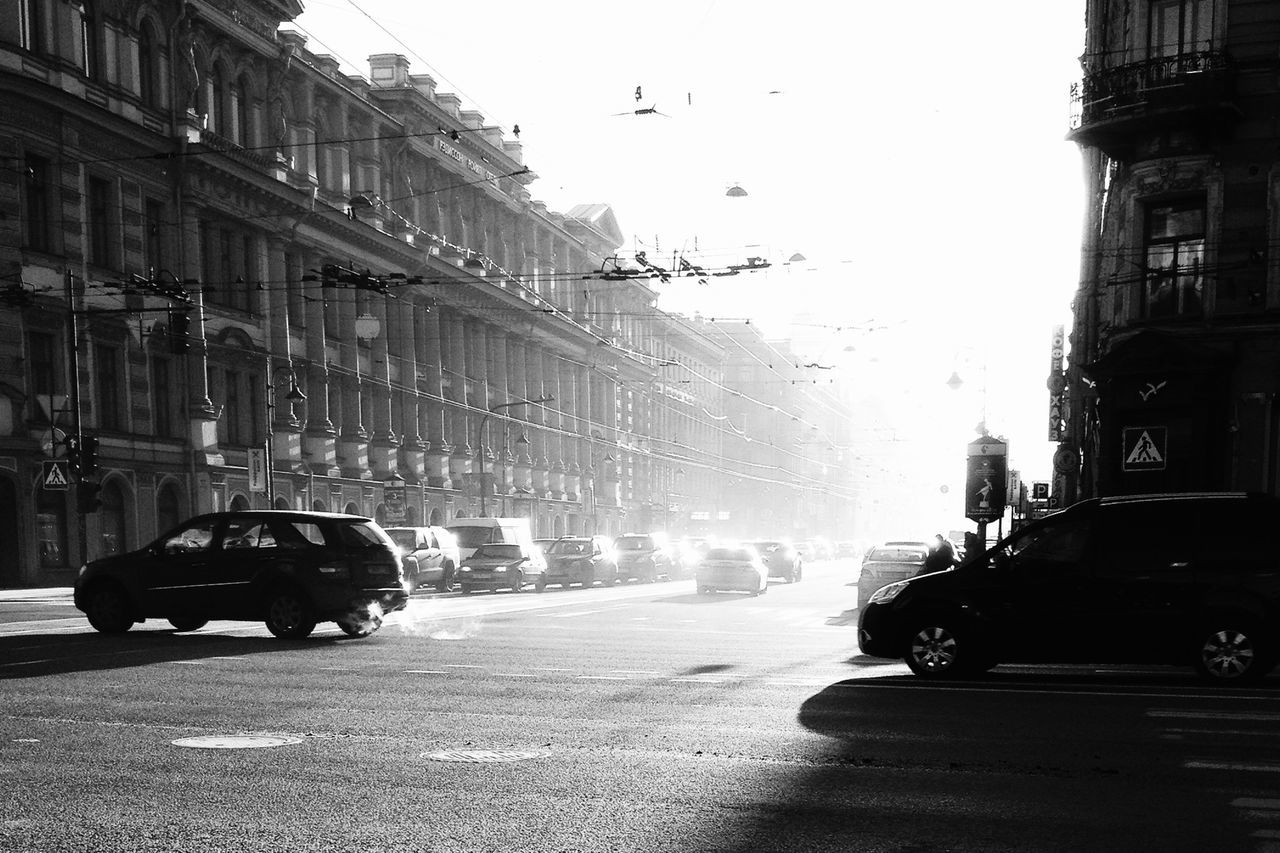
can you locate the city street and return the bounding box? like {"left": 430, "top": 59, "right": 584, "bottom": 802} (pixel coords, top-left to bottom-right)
{"left": 4, "top": 561, "right": 1280, "bottom": 852}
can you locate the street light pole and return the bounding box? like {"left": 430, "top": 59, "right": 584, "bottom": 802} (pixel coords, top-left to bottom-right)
{"left": 478, "top": 396, "right": 553, "bottom": 517}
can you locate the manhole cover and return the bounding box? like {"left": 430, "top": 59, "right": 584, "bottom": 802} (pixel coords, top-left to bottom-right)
{"left": 171, "top": 735, "right": 302, "bottom": 749}
{"left": 422, "top": 749, "right": 549, "bottom": 763}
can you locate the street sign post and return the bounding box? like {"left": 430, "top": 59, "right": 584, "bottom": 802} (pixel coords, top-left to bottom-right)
{"left": 384, "top": 479, "right": 407, "bottom": 526}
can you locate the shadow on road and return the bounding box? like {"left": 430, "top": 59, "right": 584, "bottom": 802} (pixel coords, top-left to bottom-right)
{"left": 0, "top": 628, "right": 355, "bottom": 680}
{"left": 650, "top": 593, "right": 744, "bottom": 605}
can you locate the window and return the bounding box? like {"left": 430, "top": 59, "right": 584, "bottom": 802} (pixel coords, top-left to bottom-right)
{"left": 1150, "top": 0, "right": 1213, "bottom": 58}
{"left": 201, "top": 221, "right": 254, "bottom": 313}
{"left": 151, "top": 355, "right": 180, "bottom": 439}
{"left": 94, "top": 344, "right": 122, "bottom": 430}
{"left": 73, "top": 1, "right": 97, "bottom": 78}
{"left": 17, "top": 0, "right": 45, "bottom": 53}
{"left": 1143, "top": 200, "right": 1204, "bottom": 319}
{"left": 231, "top": 77, "right": 249, "bottom": 147}
{"left": 27, "top": 330, "right": 59, "bottom": 398}
{"left": 87, "top": 175, "right": 116, "bottom": 269}
{"left": 207, "top": 64, "right": 226, "bottom": 133}
{"left": 23, "top": 152, "right": 51, "bottom": 252}
{"left": 144, "top": 198, "right": 165, "bottom": 276}
{"left": 137, "top": 21, "right": 159, "bottom": 107}
{"left": 224, "top": 368, "right": 242, "bottom": 445}
{"left": 285, "top": 251, "right": 305, "bottom": 330}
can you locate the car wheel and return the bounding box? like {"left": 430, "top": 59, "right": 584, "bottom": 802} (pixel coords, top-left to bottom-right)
{"left": 167, "top": 617, "right": 208, "bottom": 632}
{"left": 510, "top": 572, "right": 524, "bottom": 594}
{"left": 535, "top": 575, "right": 547, "bottom": 594}
{"left": 85, "top": 584, "right": 134, "bottom": 634}
{"left": 1195, "top": 621, "right": 1274, "bottom": 683}
{"left": 435, "top": 568, "right": 452, "bottom": 594}
{"left": 264, "top": 587, "right": 316, "bottom": 639}
{"left": 904, "top": 622, "right": 969, "bottom": 678}
{"left": 336, "top": 612, "right": 383, "bottom": 638}
{"left": 460, "top": 583, "right": 473, "bottom": 595}
{"left": 698, "top": 585, "right": 713, "bottom": 595}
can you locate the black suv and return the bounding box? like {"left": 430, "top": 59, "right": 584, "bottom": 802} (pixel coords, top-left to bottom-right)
{"left": 74, "top": 511, "right": 408, "bottom": 639}
{"left": 858, "top": 493, "right": 1280, "bottom": 683}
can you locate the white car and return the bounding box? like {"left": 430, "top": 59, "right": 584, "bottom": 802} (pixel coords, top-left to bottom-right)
{"left": 695, "top": 546, "right": 768, "bottom": 596}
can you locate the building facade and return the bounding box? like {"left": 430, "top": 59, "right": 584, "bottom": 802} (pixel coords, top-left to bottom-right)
{"left": 1064, "top": 0, "right": 1280, "bottom": 501}
{"left": 0, "top": 0, "right": 857, "bottom": 586}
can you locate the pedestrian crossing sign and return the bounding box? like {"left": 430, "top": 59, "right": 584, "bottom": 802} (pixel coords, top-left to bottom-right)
{"left": 1122, "top": 427, "right": 1166, "bottom": 472}
{"left": 42, "top": 459, "right": 70, "bottom": 490}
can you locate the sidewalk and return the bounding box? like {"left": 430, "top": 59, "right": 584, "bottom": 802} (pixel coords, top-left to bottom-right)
{"left": 0, "top": 587, "right": 73, "bottom": 602}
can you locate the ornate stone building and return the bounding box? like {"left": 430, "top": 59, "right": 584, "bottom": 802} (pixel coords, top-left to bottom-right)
{"left": 0, "top": 0, "right": 857, "bottom": 586}
{"left": 1064, "top": 0, "right": 1280, "bottom": 500}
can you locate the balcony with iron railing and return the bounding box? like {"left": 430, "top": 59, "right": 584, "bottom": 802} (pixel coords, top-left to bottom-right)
{"left": 1068, "top": 50, "right": 1237, "bottom": 156}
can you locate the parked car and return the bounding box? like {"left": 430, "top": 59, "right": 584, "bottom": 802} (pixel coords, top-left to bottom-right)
{"left": 383, "top": 525, "right": 459, "bottom": 593}
{"left": 614, "top": 532, "right": 678, "bottom": 582}
{"left": 544, "top": 536, "right": 619, "bottom": 588}
{"left": 747, "top": 539, "right": 803, "bottom": 583}
{"left": 696, "top": 546, "right": 768, "bottom": 596}
{"left": 858, "top": 492, "right": 1280, "bottom": 683}
{"left": 457, "top": 542, "right": 547, "bottom": 594}
{"left": 856, "top": 543, "right": 929, "bottom": 609}
{"left": 73, "top": 511, "right": 408, "bottom": 639}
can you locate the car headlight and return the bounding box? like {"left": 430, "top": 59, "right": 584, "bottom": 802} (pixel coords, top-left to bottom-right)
{"left": 493, "top": 566, "right": 507, "bottom": 573}
{"left": 460, "top": 565, "right": 472, "bottom": 573}
{"left": 867, "top": 581, "right": 909, "bottom": 605}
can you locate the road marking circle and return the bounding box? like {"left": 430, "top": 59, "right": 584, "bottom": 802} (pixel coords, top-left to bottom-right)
{"left": 171, "top": 735, "right": 303, "bottom": 749}
{"left": 422, "top": 749, "right": 549, "bottom": 763}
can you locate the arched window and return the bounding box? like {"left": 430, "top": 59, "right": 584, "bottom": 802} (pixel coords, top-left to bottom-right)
{"left": 313, "top": 115, "right": 329, "bottom": 189}
{"left": 312, "top": 498, "right": 327, "bottom": 512}
{"left": 208, "top": 63, "right": 226, "bottom": 133}
{"left": 138, "top": 20, "right": 161, "bottom": 108}
{"left": 344, "top": 501, "right": 360, "bottom": 516}
{"left": 100, "top": 480, "right": 128, "bottom": 557}
{"left": 231, "top": 76, "right": 249, "bottom": 147}
{"left": 157, "top": 482, "right": 184, "bottom": 535}
{"left": 229, "top": 493, "right": 250, "bottom": 511}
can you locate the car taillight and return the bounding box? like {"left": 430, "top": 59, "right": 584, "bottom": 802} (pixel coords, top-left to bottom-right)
{"left": 318, "top": 564, "right": 350, "bottom": 579}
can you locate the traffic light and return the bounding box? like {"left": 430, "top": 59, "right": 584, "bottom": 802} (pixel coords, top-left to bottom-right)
{"left": 79, "top": 434, "right": 99, "bottom": 476}
{"left": 64, "top": 434, "right": 80, "bottom": 476}
{"left": 77, "top": 479, "right": 103, "bottom": 514}
{"left": 169, "top": 308, "right": 191, "bottom": 353}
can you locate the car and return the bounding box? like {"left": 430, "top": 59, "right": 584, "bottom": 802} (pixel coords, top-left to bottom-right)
{"left": 446, "top": 517, "right": 539, "bottom": 563}
{"left": 747, "top": 539, "right": 803, "bottom": 583}
{"left": 696, "top": 545, "right": 768, "bottom": 596}
{"left": 858, "top": 492, "right": 1280, "bottom": 683}
{"left": 856, "top": 544, "right": 929, "bottom": 609}
{"left": 613, "top": 532, "right": 678, "bottom": 582}
{"left": 457, "top": 542, "right": 547, "bottom": 594}
{"left": 835, "top": 540, "right": 861, "bottom": 559}
{"left": 73, "top": 510, "right": 408, "bottom": 639}
{"left": 543, "top": 536, "right": 619, "bottom": 588}
{"left": 383, "top": 525, "right": 459, "bottom": 593}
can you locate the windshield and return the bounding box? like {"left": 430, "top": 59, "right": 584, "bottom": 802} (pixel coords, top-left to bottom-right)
{"left": 548, "top": 540, "right": 587, "bottom": 555}
{"left": 616, "top": 536, "right": 653, "bottom": 551}
{"left": 335, "top": 521, "right": 394, "bottom": 549}
{"left": 448, "top": 526, "right": 496, "bottom": 549}
{"left": 474, "top": 544, "right": 523, "bottom": 560}
{"left": 705, "top": 547, "right": 754, "bottom": 561}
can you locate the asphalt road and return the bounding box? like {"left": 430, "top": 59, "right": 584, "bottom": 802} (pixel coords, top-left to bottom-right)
{"left": 4, "top": 563, "right": 1280, "bottom": 852}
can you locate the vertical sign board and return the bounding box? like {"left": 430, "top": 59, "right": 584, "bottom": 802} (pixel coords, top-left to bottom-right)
{"left": 384, "top": 479, "right": 407, "bottom": 526}
{"left": 247, "top": 448, "right": 267, "bottom": 493}
{"left": 1047, "top": 325, "right": 1066, "bottom": 441}
{"left": 966, "top": 436, "right": 1008, "bottom": 523}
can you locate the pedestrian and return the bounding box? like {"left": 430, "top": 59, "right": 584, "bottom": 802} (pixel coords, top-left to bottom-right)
{"left": 919, "top": 534, "right": 956, "bottom": 576}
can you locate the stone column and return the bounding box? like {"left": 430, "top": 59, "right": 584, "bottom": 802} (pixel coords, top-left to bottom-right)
{"left": 418, "top": 301, "right": 449, "bottom": 487}
{"left": 443, "top": 308, "right": 472, "bottom": 490}
{"left": 302, "top": 251, "right": 338, "bottom": 477}
{"left": 368, "top": 292, "right": 398, "bottom": 478}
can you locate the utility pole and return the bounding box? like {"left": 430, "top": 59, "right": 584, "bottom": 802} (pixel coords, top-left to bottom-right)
{"left": 65, "top": 269, "right": 87, "bottom": 563}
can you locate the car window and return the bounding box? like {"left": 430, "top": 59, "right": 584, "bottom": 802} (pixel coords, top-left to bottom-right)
{"left": 162, "top": 521, "right": 216, "bottom": 554}
{"left": 705, "top": 547, "right": 753, "bottom": 561}
{"left": 868, "top": 548, "right": 927, "bottom": 562}
{"left": 223, "top": 519, "right": 273, "bottom": 550}
{"left": 335, "top": 521, "right": 392, "bottom": 549}
{"left": 616, "top": 536, "right": 652, "bottom": 550}
{"left": 549, "top": 540, "right": 585, "bottom": 555}
{"left": 1002, "top": 518, "right": 1092, "bottom": 578}
{"left": 386, "top": 529, "right": 418, "bottom": 551}
{"left": 1097, "top": 502, "right": 1200, "bottom": 575}
{"left": 270, "top": 520, "right": 325, "bottom": 550}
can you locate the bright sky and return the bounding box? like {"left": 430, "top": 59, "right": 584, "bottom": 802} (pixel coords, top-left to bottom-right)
{"left": 290, "top": 1, "right": 1087, "bottom": 535}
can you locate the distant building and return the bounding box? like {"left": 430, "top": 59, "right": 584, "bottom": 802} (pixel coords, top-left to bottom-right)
{"left": 1064, "top": 0, "right": 1280, "bottom": 499}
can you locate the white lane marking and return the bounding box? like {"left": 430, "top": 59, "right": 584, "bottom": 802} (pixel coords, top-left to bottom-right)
{"left": 495, "top": 673, "right": 536, "bottom": 678}
{"left": 611, "top": 670, "right": 660, "bottom": 675}
{"left": 532, "top": 667, "right": 570, "bottom": 672}
{"left": 671, "top": 676, "right": 727, "bottom": 683}
{"left": 165, "top": 661, "right": 205, "bottom": 666}
{"left": 318, "top": 667, "right": 353, "bottom": 671}
{"left": 1148, "top": 710, "right": 1280, "bottom": 722}
{"left": 553, "top": 610, "right": 607, "bottom": 618}
{"left": 1162, "top": 727, "right": 1278, "bottom": 737}
{"left": 577, "top": 675, "right": 629, "bottom": 681}
{"left": 208, "top": 656, "right": 247, "bottom": 661}
{"left": 443, "top": 664, "right": 484, "bottom": 669}
{"left": 404, "top": 670, "right": 447, "bottom": 674}
{"left": 0, "top": 617, "right": 86, "bottom": 628}
{"left": 1186, "top": 761, "right": 1280, "bottom": 773}
{"left": 1233, "top": 798, "right": 1280, "bottom": 810}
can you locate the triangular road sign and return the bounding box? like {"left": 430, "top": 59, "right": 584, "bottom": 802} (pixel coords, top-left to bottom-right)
{"left": 42, "top": 460, "right": 69, "bottom": 490}
{"left": 1122, "top": 427, "right": 1167, "bottom": 471}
